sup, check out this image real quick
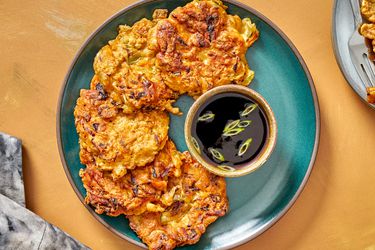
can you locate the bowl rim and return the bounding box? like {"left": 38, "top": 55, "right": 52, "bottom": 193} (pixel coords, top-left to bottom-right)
{"left": 184, "top": 85, "right": 277, "bottom": 178}
{"left": 56, "top": 0, "right": 320, "bottom": 249}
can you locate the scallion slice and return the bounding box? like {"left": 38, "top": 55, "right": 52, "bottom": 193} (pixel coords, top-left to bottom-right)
{"left": 240, "top": 103, "right": 258, "bottom": 116}
{"left": 198, "top": 111, "right": 215, "bottom": 122}
{"left": 222, "top": 127, "right": 245, "bottom": 137}
{"left": 208, "top": 147, "right": 225, "bottom": 162}
{"left": 223, "top": 119, "right": 240, "bottom": 132}
{"left": 217, "top": 165, "right": 236, "bottom": 171}
{"left": 238, "top": 120, "right": 252, "bottom": 128}
{"left": 191, "top": 137, "right": 201, "bottom": 154}
{"left": 238, "top": 138, "right": 253, "bottom": 156}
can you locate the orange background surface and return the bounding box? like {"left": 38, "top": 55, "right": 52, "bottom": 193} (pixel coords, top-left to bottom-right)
{"left": 1, "top": 0, "right": 375, "bottom": 249}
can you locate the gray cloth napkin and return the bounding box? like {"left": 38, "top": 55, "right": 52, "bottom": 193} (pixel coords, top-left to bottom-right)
{"left": 0, "top": 132, "right": 90, "bottom": 250}
{"left": 0, "top": 133, "right": 24, "bottom": 206}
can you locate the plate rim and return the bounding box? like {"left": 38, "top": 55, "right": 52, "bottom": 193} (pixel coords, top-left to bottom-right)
{"left": 331, "top": 0, "right": 375, "bottom": 110}
{"left": 56, "top": 0, "right": 320, "bottom": 249}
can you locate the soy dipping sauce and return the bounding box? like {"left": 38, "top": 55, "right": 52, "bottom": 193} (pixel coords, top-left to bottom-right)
{"left": 191, "top": 92, "right": 268, "bottom": 169}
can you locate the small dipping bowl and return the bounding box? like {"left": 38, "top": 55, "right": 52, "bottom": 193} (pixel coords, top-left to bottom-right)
{"left": 185, "top": 85, "right": 277, "bottom": 177}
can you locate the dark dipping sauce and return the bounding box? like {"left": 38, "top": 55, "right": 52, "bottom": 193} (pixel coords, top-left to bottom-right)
{"left": 191, "top": 92, "right": 268, "bottom": 169}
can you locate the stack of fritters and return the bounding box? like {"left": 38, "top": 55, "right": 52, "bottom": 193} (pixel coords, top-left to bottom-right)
{"left": 74, "top": 0, "right": 259, "bottom": 249}
{"left": 92, "top": 0, "right": 258, "bottom": 114}
{"left": 360, "top": 0, "right": 375, "bottom": 103}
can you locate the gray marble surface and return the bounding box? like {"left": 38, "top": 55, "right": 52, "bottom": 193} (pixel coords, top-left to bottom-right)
{"left": 0, "top": 132, "right": 90, "bottom": 250}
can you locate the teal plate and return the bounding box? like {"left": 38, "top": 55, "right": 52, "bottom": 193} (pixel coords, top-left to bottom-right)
{"left": 57, "top": 0, "right": 320, "bottom": 249}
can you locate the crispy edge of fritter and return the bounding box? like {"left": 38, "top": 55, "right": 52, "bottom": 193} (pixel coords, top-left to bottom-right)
{"left": 367, "top": 87, "right": 375, "bottom": 103}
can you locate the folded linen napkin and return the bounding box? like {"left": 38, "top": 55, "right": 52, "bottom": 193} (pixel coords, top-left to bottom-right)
{"left": 0, "top": 132, "right": 90, "bottom": 250}
{"left": 0, "top": 133, "right": 24, "bottom": 206}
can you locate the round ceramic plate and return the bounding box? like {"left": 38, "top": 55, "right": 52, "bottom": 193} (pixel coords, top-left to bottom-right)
{"left": 57, "top": 0, "right": 320, "bottom": 249}
{"left": 332, "top": 0, "right": 375, "bottom": 109}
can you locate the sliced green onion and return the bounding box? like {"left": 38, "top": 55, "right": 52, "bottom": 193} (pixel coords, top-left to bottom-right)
{"left": 191, "top": 137, "right": 200, "bottom": 154}
{"left": 198, "top": 111, "right": 215, "bottom": 122}
{"left": 208, "top": 147, "right": 225, "bottom": 162}
{"left": 217, "top": 165, "right": 236, "bottom": 172}
{"left": 238, "top": 120, "right": 252, "bottom": 128}
{"left": 223, "top": 119, "right": 240, "bottom": 132}
{"left": 243, "top": 69, "right": 255, "bottom": 85}
{"left": 222, "top": 127, "right": 245, "bottom": 137}
{"left": 238, "top": 138, "right": 253, "bottom": 156}
{"left": 240, "top": 103, "right": 258, "bottom": 116}
{"left": 127, "top": 53, "right": 141, "bottom": 65}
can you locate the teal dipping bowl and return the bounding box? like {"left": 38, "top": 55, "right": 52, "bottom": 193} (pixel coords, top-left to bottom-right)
{"left": 57, "top": 0, "right": 320, "bottom": 249}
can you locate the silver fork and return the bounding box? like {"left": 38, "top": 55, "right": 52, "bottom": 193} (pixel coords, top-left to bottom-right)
{"left": 348, "top": 0, "right": 375, "bottom": 88}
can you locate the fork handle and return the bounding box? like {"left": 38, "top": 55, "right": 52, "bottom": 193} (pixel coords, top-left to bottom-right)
{"left": 350, "top": 0, "right": 363, "bottom": 28}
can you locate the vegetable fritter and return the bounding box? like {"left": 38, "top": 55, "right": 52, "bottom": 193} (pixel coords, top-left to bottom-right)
{"left": 93, "top": 15, "right": 181, "bottom": 114}
{"left": 151, "top": 0, "right": 258, "bottom": 97}
{"left": 80, "top": 140, "right": 184, "bottom": 216}
{"left": 74, "top": 88, "right": 169, "bottom": 179}
{"left": 91, "top": 0, "right": 258, "bottom": 114}
{"left": 127, "top": 152, "right": 228, "bottom": 250}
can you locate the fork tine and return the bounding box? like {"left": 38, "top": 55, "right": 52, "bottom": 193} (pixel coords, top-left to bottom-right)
{"left": 364, "top": 54, "right": 375, "bottom": 87}
{"left": 362, "top": 53, "right": 375, "bottom": 87}
{"left": 360, "top": 62, "right": 372, "bottom": 88}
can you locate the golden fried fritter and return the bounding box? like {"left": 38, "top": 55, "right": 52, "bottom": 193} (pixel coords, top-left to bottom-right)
{"left": 128, "top": 152, "right": 228, "bottom": 250}
{"left": 149, "top": 0, "right": 259, "bottom": 97}
{"left": 93, "top": 17, "right": 180, "bottom": 114}
{"left": 367, "top": 87, "right": 375, "bottom": 103}
{"left": 362, "top": 0, "right": 375, "bottom": 23}
{"left": 361, "top": 23, "right": 375, "bottom": 41}
{"left": 80, "top": 140, "right": 184, "bottom": 216}
{"left": 74, "top": 88, "right": 169, "bottom": 179}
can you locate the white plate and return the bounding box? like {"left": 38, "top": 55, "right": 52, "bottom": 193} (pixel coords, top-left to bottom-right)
{"left": 332, "top": 0, "right": 375, "bottom": 109}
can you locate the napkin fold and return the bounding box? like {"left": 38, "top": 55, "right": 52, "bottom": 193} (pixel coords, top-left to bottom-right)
{"left": 0, "top": 133, "right": 24, "bottom": 206}
{"left": 0, "top": 132, "right": 90, "bottom": 250}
